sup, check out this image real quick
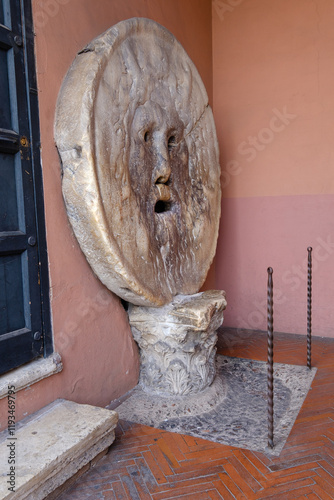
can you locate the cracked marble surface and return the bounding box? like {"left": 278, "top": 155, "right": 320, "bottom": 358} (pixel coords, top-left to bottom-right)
{"left": 116, "top": 355, "right": 317, "bottom": 456}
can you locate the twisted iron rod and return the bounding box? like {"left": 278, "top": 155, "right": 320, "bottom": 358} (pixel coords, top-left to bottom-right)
{"left": 307, "top": 247, "right": 312, "bottom": 369}
{"left": 267, "top": 267, "right": 274, "bottom": 449}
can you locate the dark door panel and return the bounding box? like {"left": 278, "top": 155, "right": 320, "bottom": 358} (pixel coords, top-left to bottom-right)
{"left": 0, "top": 0, "right": 51, "bottom": 375}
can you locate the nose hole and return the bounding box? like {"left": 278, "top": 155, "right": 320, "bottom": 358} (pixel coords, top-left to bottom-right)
{"left": 155, "top": 177, "right": 170, "bottom": 186}
{"left": 155, "top": 200, "right": 171, "bottom": 213}
{"left": 144, "top": 131, "right": 149, "bottom": 142}
{"left": 168, "top": 135, "right": 176, "bottom": 152}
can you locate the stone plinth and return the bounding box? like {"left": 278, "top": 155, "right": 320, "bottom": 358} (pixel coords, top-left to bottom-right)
{"left": 128, "top": 290, "right": 227, "bottom": 396}
{"left": 0, "top": 399, "right": 118, "bottom": 500}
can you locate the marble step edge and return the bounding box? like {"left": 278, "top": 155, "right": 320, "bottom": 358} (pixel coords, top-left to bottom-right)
{"left": 0, "top": 399, "right": 118, "bottom": 500}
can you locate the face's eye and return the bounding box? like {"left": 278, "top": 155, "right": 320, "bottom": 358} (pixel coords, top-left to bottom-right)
{"left": 168, "top": 135, "right": 176, "bottom": 153}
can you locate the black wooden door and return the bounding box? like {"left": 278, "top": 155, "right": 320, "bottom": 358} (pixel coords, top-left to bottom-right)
{"left": 0, "top": 0, "right": 51, "bottom": 375}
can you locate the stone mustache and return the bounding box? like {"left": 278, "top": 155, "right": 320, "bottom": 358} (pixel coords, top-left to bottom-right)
{"left": 55, "top": 18, "right": 226, "bottom": 396}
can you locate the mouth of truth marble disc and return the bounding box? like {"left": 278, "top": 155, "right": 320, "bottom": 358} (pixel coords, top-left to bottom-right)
{"left": 55, "top": 18, "right": 221, "bottom": 306}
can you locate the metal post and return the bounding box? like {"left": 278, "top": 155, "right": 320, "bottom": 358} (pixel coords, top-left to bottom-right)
{"left": 307, "top": 247, "right": 312, "bottom": 369}
{"left": 267, "top": 267, "right": 274, "bottom": 449}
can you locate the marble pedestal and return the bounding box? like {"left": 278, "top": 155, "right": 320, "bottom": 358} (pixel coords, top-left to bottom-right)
{"left": 128, "top": 290, "right": 227, "bottom": 396}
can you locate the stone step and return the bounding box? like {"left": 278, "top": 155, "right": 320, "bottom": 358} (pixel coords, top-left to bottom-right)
{"left": 0, "top": 399, "right": 118, "bottom": 500}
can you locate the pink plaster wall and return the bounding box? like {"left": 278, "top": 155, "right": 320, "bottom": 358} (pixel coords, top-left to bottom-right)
{"left": 0, "top": 0, "right": 213, "bottom": 430}
{"left": 213, "top": 0, "right": 334, "bottom": 336}
{"left": 216, "top": 195, "right": 334, "bottom": 336}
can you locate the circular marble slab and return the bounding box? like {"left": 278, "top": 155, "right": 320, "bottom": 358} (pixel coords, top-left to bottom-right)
{"left": 55, "top": 18, "right": 221, "bottom": 306}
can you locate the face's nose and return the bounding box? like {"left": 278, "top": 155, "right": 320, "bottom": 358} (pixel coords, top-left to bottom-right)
{"left": 152, "top": 134, "right": 171, "bottom": 185}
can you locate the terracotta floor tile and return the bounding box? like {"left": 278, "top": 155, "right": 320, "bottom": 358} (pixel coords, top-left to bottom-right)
{"left": 141, "top": 450, "right": 169, "bottom": 485}
{"left": 211, "top": 479, "right": 235, "bottom": 500}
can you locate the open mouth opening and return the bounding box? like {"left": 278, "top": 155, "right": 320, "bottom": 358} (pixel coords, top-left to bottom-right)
{"left": 154, "top": 200, "right": 172, "bottom": 213}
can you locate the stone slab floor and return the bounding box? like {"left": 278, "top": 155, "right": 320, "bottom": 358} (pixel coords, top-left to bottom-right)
{"left": 57, "top": 329, "right": 334, "bottom": 499}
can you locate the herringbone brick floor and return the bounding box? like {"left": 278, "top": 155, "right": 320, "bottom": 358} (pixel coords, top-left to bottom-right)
{"left": 58, "top": 329, "right": 334, "bottom": 499}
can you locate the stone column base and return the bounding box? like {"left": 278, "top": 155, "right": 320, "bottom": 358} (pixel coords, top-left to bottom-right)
{"left": 128, "top": 290, "right": 227, "bottom": 396}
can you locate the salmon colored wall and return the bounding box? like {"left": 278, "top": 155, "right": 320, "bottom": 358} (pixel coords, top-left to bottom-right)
{"left": 213, "top": 0, "right": 334, "bottom": 336}
{"left": 0, "top": 0, "right": 213, "bottom": 430}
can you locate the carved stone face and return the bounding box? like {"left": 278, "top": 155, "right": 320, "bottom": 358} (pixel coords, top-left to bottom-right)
{"left": 128, "top": 100, "right": 190, "bottom": 250}
{"left": 55, "top": 18, "right": 221, "bottom": 306}
{"left": 129, "top": 101, "right": 187, "bottom": 217}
